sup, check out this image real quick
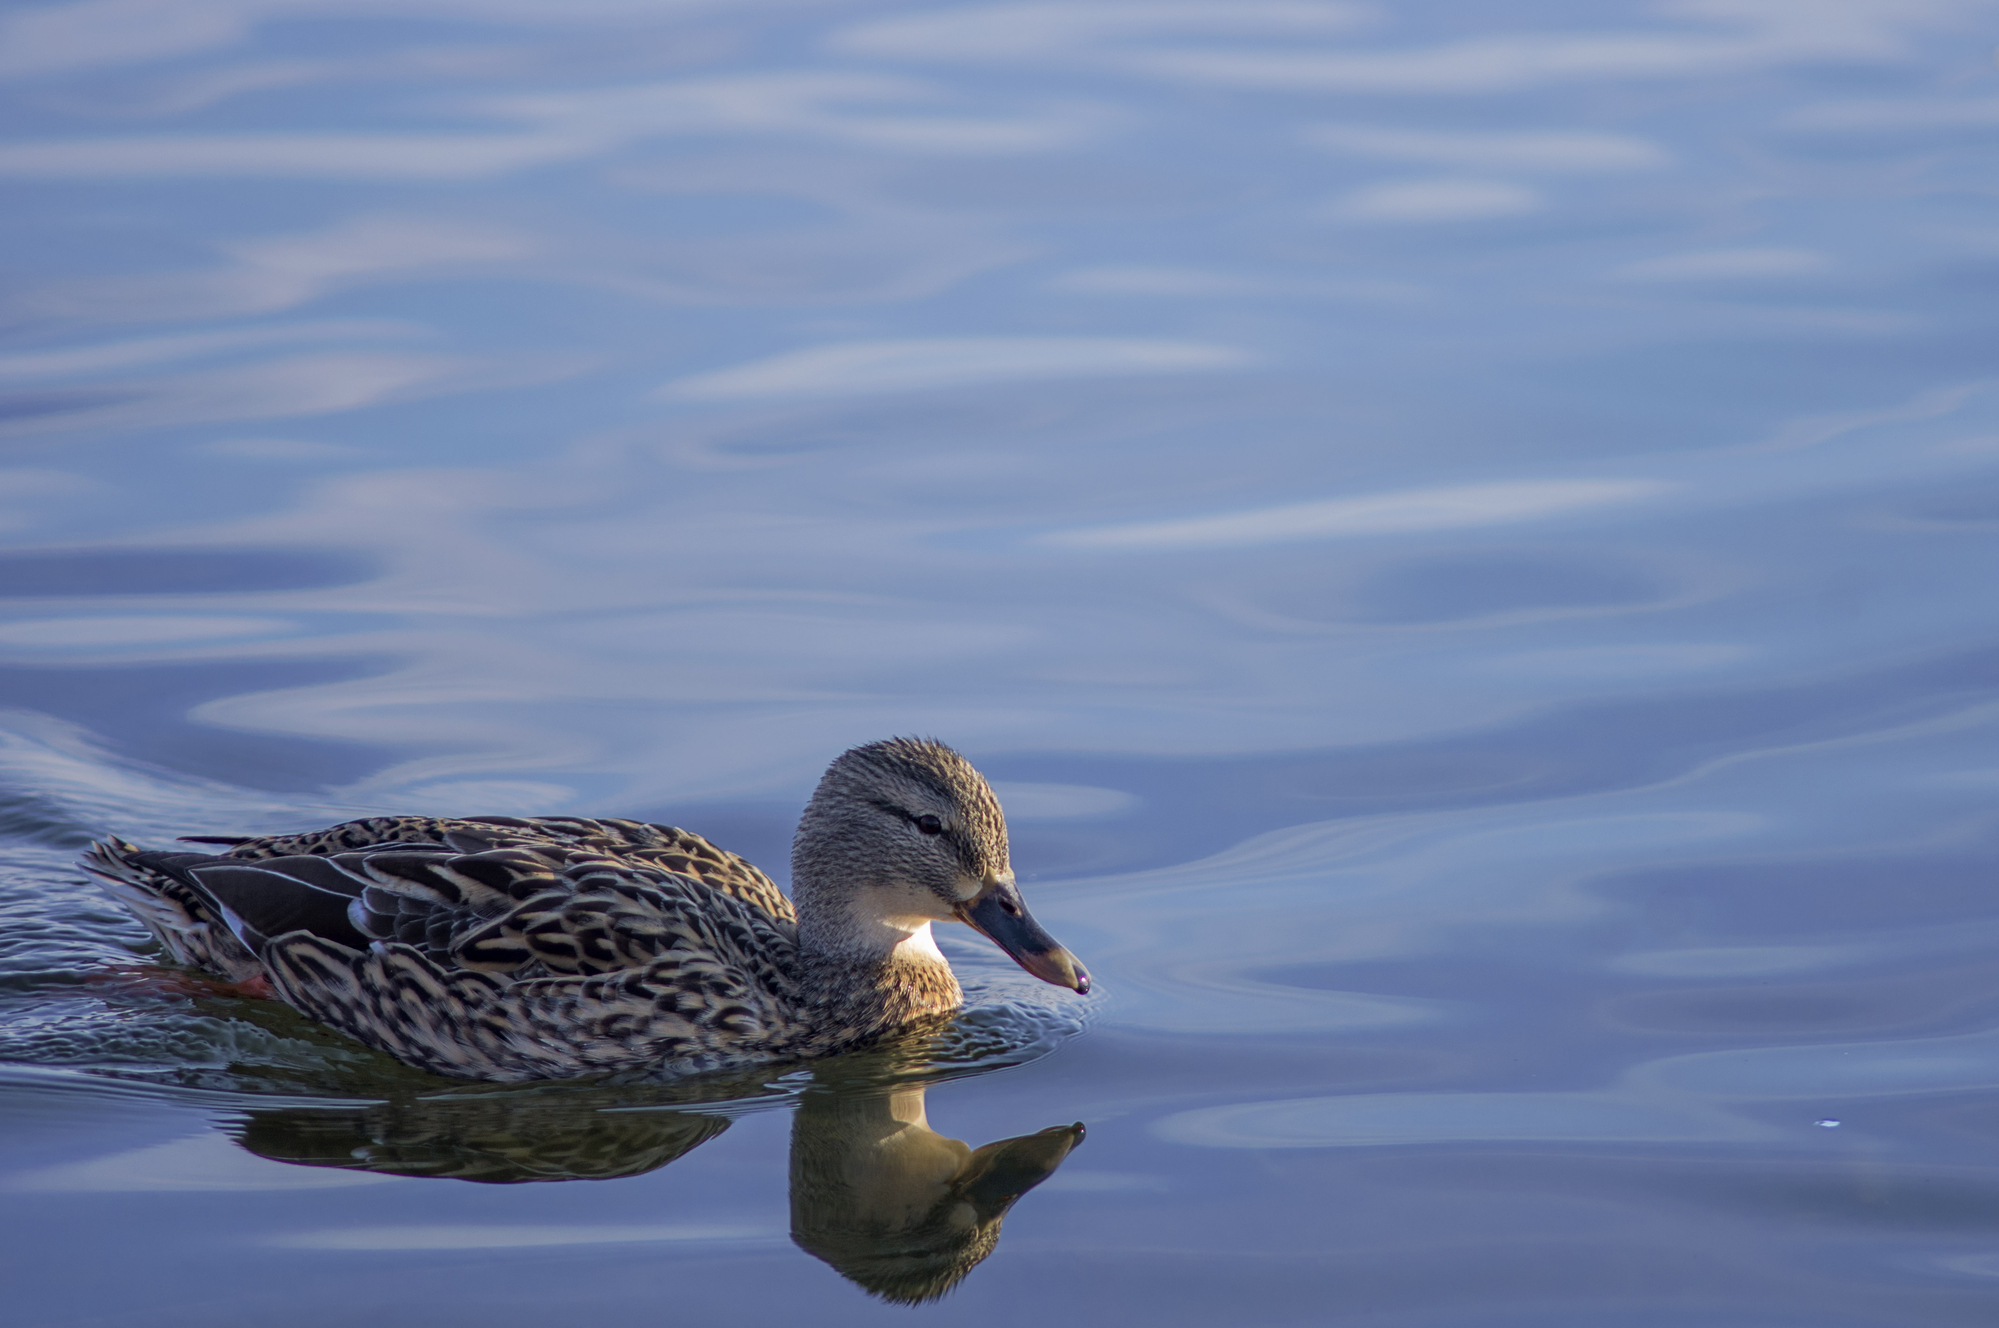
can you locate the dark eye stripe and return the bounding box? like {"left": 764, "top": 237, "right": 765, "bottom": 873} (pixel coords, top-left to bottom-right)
{"left": 868, "top": 798, "right": 949, "bottom": 836}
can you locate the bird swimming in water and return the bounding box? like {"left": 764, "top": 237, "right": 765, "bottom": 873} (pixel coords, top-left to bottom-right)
{"left": 82, "top": 737, "right": 1089, "bottom": 1082}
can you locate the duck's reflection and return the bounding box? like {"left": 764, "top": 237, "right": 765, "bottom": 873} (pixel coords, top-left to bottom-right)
{"left": 790, "top": 1085, "right": 1083, "bottom": 1303}
{"left": 234, "top": 1093, "right": 730, "bottom": 1183}
{"left": 230, "top": 1071, "right": 1082, "bottom": 1302}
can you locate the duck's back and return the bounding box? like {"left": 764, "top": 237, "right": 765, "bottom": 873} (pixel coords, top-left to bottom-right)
{"left": 203, "top": 815, "right": 795, "bottom": 923}
{"left": 85, "top": 816, "right": 805, "bottom": 1081}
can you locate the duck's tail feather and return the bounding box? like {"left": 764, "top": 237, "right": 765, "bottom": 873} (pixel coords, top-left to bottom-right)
{"left": 80, "top": 838, "right": 266, "bottom": 982}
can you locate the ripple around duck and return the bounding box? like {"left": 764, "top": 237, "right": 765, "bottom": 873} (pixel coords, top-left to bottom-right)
{"left": 0, "top": 854, "right": 1087, "bottom": 1118}
{"left": 0, "top": 954, "right": 1087, "bottom": 1113}
{"left": 0, "top": 739, "right": 1082, "bottom": 1108}
{"left": 798, "top": 988, "right": 1091, "bottom": 1097}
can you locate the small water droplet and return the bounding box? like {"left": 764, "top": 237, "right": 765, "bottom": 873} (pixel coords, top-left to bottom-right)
{"left": 1815, "top": 1118, "right": 1841, "bottom": 1129}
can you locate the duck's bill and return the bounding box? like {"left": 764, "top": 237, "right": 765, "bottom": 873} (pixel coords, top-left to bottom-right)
{"left": 956, "top": 881, "right": 1091, "bottom": 994}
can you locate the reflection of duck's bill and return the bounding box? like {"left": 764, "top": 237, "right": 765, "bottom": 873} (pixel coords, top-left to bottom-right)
{"left": 957, "top": 1122, "right": 1086, "bottom": 1213}
{"left": 955, "top": 880, "right": 1091, "bottom": 994}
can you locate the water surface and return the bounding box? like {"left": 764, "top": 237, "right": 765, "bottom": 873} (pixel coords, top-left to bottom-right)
{"left": 6, "top": 1, "right": 1999, "bottom": 1323}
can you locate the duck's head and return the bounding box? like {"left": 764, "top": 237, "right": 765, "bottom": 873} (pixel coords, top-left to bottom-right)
{"left": 792, "top": 737, "right": 1089, "bottom": 994}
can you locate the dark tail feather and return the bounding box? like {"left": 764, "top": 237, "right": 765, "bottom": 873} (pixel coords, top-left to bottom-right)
{"left": 81, "top": 840, "right": 265, "bottom": 981}
{"left": 180, "top": 835, "right": 252, "bottom": 846}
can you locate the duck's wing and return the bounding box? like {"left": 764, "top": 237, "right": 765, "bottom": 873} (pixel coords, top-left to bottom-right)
{"left": 198, "top": 816, "right": 795, "bottom": 923}
{"left": 445, "top": 858, "right": 797, "bottom": 979}
{"left": 200, "top": 845, "right": 793, "bottom": 971}
{"left": 89, "top": 836, "right": 804, "bottom": 1080}
{"left": 93, "top": 842, "right": 566, "bottom": 973}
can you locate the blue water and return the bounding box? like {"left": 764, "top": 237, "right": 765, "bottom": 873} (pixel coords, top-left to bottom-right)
{"left": 6, "top": 1, "right": 1999, "bottom": 1322}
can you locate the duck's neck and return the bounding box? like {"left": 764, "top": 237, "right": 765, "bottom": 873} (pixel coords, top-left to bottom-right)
{"left": 794, "top": 896, "right": 963, "bottom": 1034}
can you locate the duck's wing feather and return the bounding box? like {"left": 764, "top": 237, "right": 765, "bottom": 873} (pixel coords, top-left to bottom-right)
{"left": 204, "top": 816, "right": 795, "bottom": 923}
{"left": 338, "top": 847, "right": 570, "bottom": 965}
{"left": 143, "top": 851, "right": 376, "bottom": 953}
{"left": 82, "top": 840, "right": 265, "bottom": 981}
{"left": 107, "top": 844, "right": 562, "bottom": 970}
{"left": 93, "top": 837, "right": 795, "bottom": 977}
{"left": 335, "top": 847, "right": 798, "bottom": 980}
{"left": 449, "top": 865, "right": 790, "bottom": 977}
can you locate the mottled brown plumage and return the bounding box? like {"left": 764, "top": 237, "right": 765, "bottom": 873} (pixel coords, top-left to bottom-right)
{"left": 82, "top": 739, "right": 1089, "bottom": 1082}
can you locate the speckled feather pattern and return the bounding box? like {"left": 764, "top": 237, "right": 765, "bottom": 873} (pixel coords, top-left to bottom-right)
{"left": 222, "top": 815, "right": 795, "bottom": 922}
{"left": 88, "top": 819, "right": 811, "bottom": 1080}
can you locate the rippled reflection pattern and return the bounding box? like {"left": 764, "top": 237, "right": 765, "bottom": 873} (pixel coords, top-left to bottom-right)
{"left": 6, "top": 0, "right": 1999, "bottom": 1324}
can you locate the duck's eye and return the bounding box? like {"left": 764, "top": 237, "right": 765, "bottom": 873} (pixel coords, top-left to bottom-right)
{"left": 914, "top": 814, "right": 945, "bottom": 836}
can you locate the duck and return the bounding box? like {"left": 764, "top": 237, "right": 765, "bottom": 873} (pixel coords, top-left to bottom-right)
{"left": 81, "top": 737, "right": 1090, "bottom": 1082}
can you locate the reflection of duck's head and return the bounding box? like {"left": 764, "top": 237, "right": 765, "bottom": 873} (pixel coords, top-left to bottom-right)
{"left": 794, "top": 738, "right": 1090, "bottom": 996}
{"left": 789, "top": 1084, "right": 1084, "bottom": 1304}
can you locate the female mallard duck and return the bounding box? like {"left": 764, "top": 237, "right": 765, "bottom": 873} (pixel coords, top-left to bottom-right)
{"left": 81, "top": 738, "right": 1089, "bottom": 1082}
